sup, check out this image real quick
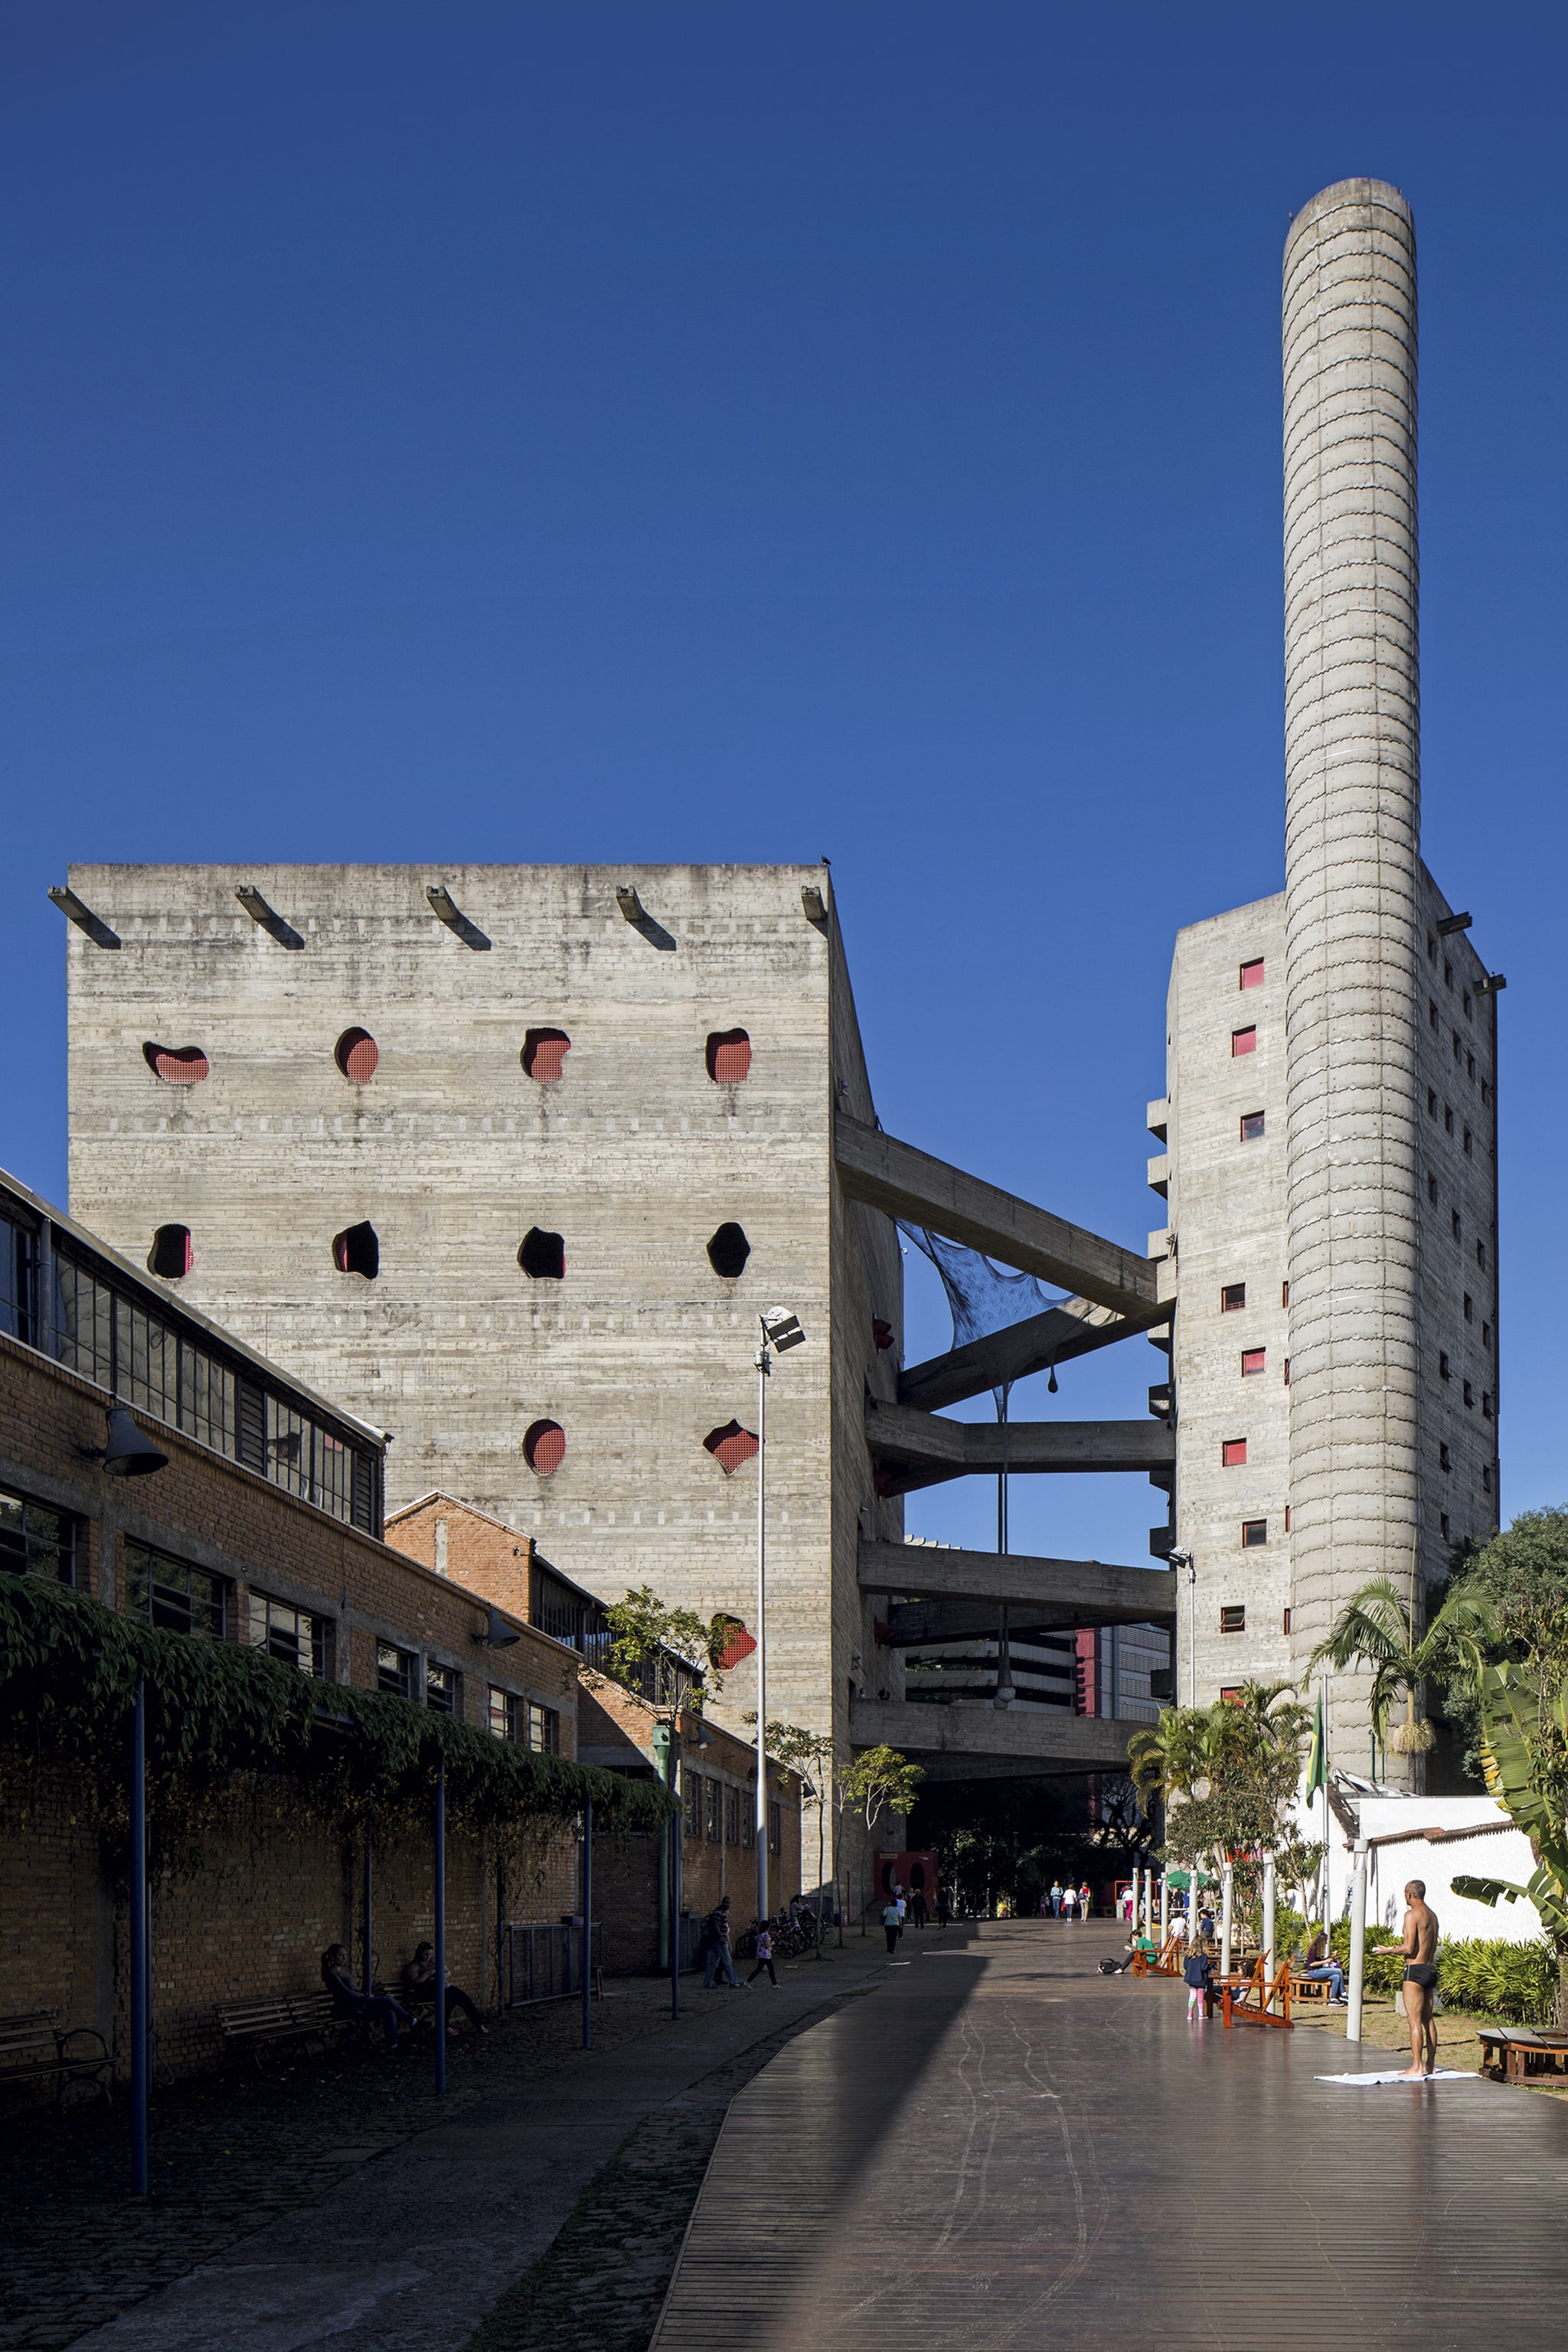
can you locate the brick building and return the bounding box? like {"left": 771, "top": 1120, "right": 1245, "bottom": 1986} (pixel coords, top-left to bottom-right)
{"left": 0, "top": 1164, "right": 615, "bottom": 2082}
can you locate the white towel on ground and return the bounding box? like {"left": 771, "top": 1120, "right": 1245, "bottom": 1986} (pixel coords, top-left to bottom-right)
{"left": 1315, "top": 2068, "right": 1472, "bottom": 2085}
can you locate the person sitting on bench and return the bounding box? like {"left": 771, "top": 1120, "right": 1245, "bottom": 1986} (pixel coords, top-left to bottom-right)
{"left": 403, "top": 1942, "right": 489, "bottom": 2036}
{"left": 1298, "top": 1929, "right": 1344, "bottom": 2003}
{"left": 320, "top": 1944, "right": 413, "bottom": 2052}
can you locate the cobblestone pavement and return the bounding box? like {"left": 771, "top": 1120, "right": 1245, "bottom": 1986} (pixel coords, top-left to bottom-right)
{"left": 0, "top": 1955, "right": 881, "bottom": 2352}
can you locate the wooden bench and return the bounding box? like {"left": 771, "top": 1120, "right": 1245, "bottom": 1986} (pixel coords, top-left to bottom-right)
{"left": 0, "top": 2009, "right": 113, "bottom": 2107}
{"left": 1478, "top": 2028, "right": 1568, "bottom": 2085}
{"left": 217, "top": 1991, "right": 346, "bottom": 2068}
{"left": 1217, "top": 1958, "right": 1294, "bottom": 2030}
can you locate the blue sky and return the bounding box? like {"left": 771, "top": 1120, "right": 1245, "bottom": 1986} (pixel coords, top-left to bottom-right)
{"left": 3, "top": 3, "right": 1563, "bottom": 1566}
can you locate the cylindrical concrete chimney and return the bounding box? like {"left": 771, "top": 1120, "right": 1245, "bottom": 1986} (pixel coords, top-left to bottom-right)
{"left": 1282, "top": 180, "right": 1422, "bottom": 1772}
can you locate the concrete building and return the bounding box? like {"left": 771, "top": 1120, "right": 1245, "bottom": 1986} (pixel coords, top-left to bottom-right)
{"left": 58, "top": 864, "right": 1179, "bottom": 1882}
{"left": 1153, "top": 181, "right": 1501, "bottom": 1770}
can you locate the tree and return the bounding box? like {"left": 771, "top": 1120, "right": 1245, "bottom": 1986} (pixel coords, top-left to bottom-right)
{"left": 841, "top": 1744, "right": 924, "bottom": 1837}
{"left": 1439, "top": 1509, "right": 1568, "bottom": 1770}
{"left": 744, "top": 1714, "right": 838, "bottom": 1951}
{"left": 1452, "top": 1648, "right": 1568, "bottom": 2023}
{"left": 599, "top": 1586, "right": 739, "bottom": 1710}
{"left": 1307, "top": 1577, "right": 1493, "bottom": 1756}
{"left": 1132, "top": 1684, "right": 1312, "bottom": 1909}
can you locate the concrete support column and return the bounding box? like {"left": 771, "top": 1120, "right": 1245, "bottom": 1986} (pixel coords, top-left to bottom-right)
{"left": 1282, "top": 180, "right": 1423, "bottom": 1769}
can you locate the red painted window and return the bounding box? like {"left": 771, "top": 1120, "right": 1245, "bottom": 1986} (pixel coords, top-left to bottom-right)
{"left": 704, "top": 1419, "right": 760, "bottom": 1475}
{"left": 1219, "top": 1684, "right": 1244, "bottom": 1704}
{"left": 1221, "top": 1438, "right": 1247, "bottom": 1468}
{"left": 143, "top": 1044, "right": 209, "bottom": 1086}
{"left": 1231, "top": 1027, "right": 1256, "bottom": 1057}
{"left": 1240, "top": 1348, "right": 1266, "bottom": 1376}
{"left": 715, "top": 1617, "right": 757, "bottom": 1670}
{"left": 1240, "top": 1112, "right": 1266, "bottom": 1142}
{"left": 522, "top": 1028, "right": 571, "bottom": 1083}
{"left": 523, "top": 1419, "right": 567, "bottom": 1475}
{"left": 1240, "top": 959, "right": 1265, "bottom": 989}
{"left": 1282, "top": 1607, "right": 1292, "bottom": 1634}
{"left": 706, "top": 1029, "right": 752, "bottom": 1084}
{"left": 335, "top": 1027, "right": 378, "bottom": 1083}
{"left": 148, "top": 1224, "right": 192, "bottom": 1279}
{"left": 1221, "top": 1283, "right": 1246, "bottom": 1313}
{"left": 1242, "top": 1518, "right": 1268, "bottom": 1547}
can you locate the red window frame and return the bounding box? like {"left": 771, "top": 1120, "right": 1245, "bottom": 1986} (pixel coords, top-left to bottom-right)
{"left": 1221, "top": 1439, "right": 1247, "bottom": 1468}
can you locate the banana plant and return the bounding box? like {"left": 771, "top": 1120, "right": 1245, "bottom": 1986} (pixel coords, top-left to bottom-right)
{"left": 1451, "top": 1662, "right": 1568, "bottom": 1952}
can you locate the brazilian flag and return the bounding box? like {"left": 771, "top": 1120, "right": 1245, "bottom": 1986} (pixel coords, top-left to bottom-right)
{"left": 1305, "top": 1687, "right": 1327, "bottom": 1800}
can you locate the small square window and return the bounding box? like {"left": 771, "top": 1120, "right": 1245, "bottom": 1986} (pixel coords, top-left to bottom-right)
{"left": 1440, "top": 1512, "right": 1450, "bottom": 1540}
{"left": 1240, "top": 1111, "right": 1266, "bottom": 1142}
{"left": 1463, "top": 1126, "right": 1472, "bottom": 1157}
{"left": 425, "top": 1661, "right": 458, "bottom": 1715}
{"left": 247, "top": 1590, "right": 332, "bottom": 1680}
{"left": 1452, "top": 1209, "right": 1462, "bottom": 1241}
{"left": 1427, "top": 1089, "right": 1438, "bottom": 1117}
{"left": 1222, "top": 1283, "right": 1246, "bottom": 1312}
{"left": 1220, "top": 1605, "right": 1246, "bottom": 1634}
{"left": 1463, "top": 1293, "right": 1473, "bottom": 1322}
{"left": 1231, "top": 1026, "right": 1257, "bottom": 1057}
{"left": 1439, "top": 1442, "right": 1451, "bottom": 1472}
{"left": 1240, "top": 959, "right": 1265, "bottom": 989}
{"left": 1241, "top": 1348, "right": 1266, "bottom": 1376}
{"left": 128, "top": 1543, "right": 229, "bottom": 1642}
{"left": 377, "top": 1642, "right": 416, "bottom": 1700}
{"left": 1439, "top": 1352, "right": 1450, "bottom": 1381}
{"left": 0, "top": 1488, "right": 81, "bottom": 1586}
{"left": 1427, "top": 1174, "right": 1438, "bottom": 1204}
{"left": 1221, "top": 1439, "right": 1247, "bottom": 1468}
{"left": 1241, "top": 1519, "right": 1268, "bottom": 1548}
{"left": 1463, "top": 1380, "right": 1475, "bottom": 1409}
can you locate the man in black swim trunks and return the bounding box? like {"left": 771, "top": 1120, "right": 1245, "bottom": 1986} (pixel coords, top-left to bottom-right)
{"left": 1374, "top": 1880, "right": 1439, "bottom": 2078}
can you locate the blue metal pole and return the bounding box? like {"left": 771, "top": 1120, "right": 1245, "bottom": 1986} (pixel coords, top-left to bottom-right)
{"left": 361, "top": 1815, "right": 374, "bottom": 1996}
{"left": 434, "top": 1755, "right": 446, "bottom": 2096}
{"left": 581, "top": 1795, "right": 593, "bottom": 2051}
{"left": 130, "top": 1680, "right": 149, "bottom": 2198}
{"left": 671, "top": 1755, "right": 681, "bottom": 2020}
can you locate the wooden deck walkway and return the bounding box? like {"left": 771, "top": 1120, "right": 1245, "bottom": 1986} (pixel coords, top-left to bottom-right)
{"left": 653, "top": 1917, "right": 1568, "bottom": 2350}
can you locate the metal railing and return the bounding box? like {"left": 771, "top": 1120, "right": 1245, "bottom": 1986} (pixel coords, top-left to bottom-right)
{"left": 501, "top": 1919, "right": 603, "bottom": 2008}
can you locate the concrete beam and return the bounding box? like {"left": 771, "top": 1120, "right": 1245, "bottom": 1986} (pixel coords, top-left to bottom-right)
{"left": 849, "top": 1697, "right": 1132, "bottom": 1772}
{"left": 898, "top": 1295, "right": 1172, "bottom": 1414}
{"left": 860, "top": 1537, "right": 1177, "bottom": 1620}
{"left": 865, "top": 1398, "right": 1175, "bottom": 1488}
{"left": 834, "top": 1114, "right": 1156, "bottom": 1315}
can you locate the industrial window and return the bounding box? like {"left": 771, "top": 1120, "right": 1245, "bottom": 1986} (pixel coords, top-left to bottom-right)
{"left": 725, "top": 1786, "right": 740, "bottom": 1846}
{"left": 489, "top": 1687, "right": 518, "bottom": 1741}
{"left": 524, "top": 1419, "right": 567, "bottom": 1475}
{"left": 1221, "top": 1439, "right": 1247, "bottom": 1468}
{"left": 1219, "top": 1605, "right": 1246, "bottom": 1634}
{"left": 1482, "top": 1466, "right": 1492, "bottom": 1494}
{"left": 1443, "top": 1105, "right": 1453, "bottom": 1135}
{"left": 742, "top": 1799, "right": 756, "bottom": 1851}
{"left": 1231, "top": 1027, "right": 1257, "bottom": 1057}
{"left": 1240, "top": 959, "right": 1265, "bottom": 989}
{"left": 0, "top": 1486, "right": 80, "bottom": 1585}
{"left": 1426, "top": 1175, "right": 1437, "bottom": 1205}
{"left": 142, "top": 1044, "right": 210, "bottom": 1086}
{"left": 706, "top": 1779, "right": 724, "bottom": 1843}
{"left": 527, "top": 1703, "right": 559, "bottom": 1754}
{"left": 706, "top": 1029, "right": 753, "bottom": 1084}
{"left": 1477, "top": 1240, "right": 1487, "bottom": 1269}
{"left": 148, "top": 1224, "right": 192, "bottom": 1279}
{"left": 521, "top": 1028, "right": 571, "bottom": 1082}
{"left": 425, "top": 1661, "right": 458, "bottom": 1715}
{"left": 1240, "top": 1112, "right": 1265, "bottom": 1142}
{"left": 518, "top": 1228, "right": 565, "bottom": 1280}
{"left": 1440, "top": 1512, "right": 1451, "bottom": 1540}
{"left": 332, "top": 1220, "right": 380, "bottom": 1279}
{"left": 377, "top": 1643, "right": 416, "bottom": 1699}
{"left": 707, "top": 1222, "right": 751, "bottom": 1279}
{"left": 1452, "top": 1209, "right": 1462, "bottom": 1241}
{"left": 126, "top": 1541, "right": 228, "bottom": 1642}
{"left": 1463, "top": 1126, "right": 1472, "bottom": 1157}
{"left": 1439, "top": 1353, "right": 1450, "bottom": 1381}
{"left": 1463, "top": 1380, "right": 1475, "bottom": 1409}
{"left": 1241, "top": 1519, "right": 1268, "bottom": 1548}
{"left": 1241, "top": 1348, "right": 1266, "bottom": 1377}
{"left": 1463, "top": 1293, "right": 1473, "bottom": 1322}
{"left": 768, "top": 1801, "right": 782, "bottom": 1856}
{"left": 684, "top": 1773, "right": 702, "bottom": 1839}
{"left": 1481, "top": 1391, "right": 1493, "bottom": 1419}
{"left": 335, "top": 1028, "right": 378, "bottom": 1084}
{"left": 704, "top": 1419, "right": 760, "bottom": 1475}
{"left": 246, "top": 1590, "right": 332, "bottom": 1679}
{"left": 1221, "top": 1283, "right": 1246, "bottom": 1313}
{"left": 1427, "top": 1089, "right": 1437, "bottom": 1117}
{"left": 1429, "top": 1000, "right": 1439, "bottom": 1031}
{"left": 1439, "top": 1443, "right": 1452, "bottom": 1472}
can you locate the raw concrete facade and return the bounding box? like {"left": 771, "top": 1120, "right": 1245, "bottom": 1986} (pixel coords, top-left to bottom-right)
{"left": 1155, "top": 181, "right": 1501, "bottom": 1769}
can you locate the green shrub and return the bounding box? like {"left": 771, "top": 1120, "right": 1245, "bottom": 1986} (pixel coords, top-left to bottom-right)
{"left": 1436, "top": 1937, "right": 1556, "bottom": 2024}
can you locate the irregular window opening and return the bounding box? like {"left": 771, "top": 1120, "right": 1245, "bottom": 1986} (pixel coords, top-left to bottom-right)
{"left": 148, "top": 1224, "right": 192, "bottom": 1279}
{"left": 1239, "top": 959, "right": 1265, "bottom": 989}
{"left": 715, "top": 1615, "right": 757, "bottom": 1669}
{"left": 707, "top": 1222, "right": 751, "bottom": 1279}
{"left": 873, "top": 1316, "right": 896, "bottom": 1352}
{"left": 704, "top": 1419, "right": 760, "bottom": 1475}
{"left": 332, "top": 1221, "right": 380, "bottom": 1279}
{"left": 518, "top": 1228, "right": 566, "bottom": 1280}
{"left": 143, "top": 1044, "right": 209, "bottom": 1086}
{"left": 1231, "top": 1026, "right": 1257, "bottom": 1057}
{"left": 524, "top": 1419, "right": 567, "bottom": 1475}
{"left": 705, "top": 1029, "right": 752, "bottom": 1084}
{"left": 522, "top": 1029, "right": 571, "bottom": 1083}
{"left": 335, "top": 1027, "right": 379, "bottom": 1083}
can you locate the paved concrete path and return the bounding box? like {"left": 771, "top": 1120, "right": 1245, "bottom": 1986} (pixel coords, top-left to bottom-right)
{"left": 655, "top": 1919, "right": 1568, "bottom": 2351}
{"left": 69, "top": 1954, "right": 887, "bottom": 2352}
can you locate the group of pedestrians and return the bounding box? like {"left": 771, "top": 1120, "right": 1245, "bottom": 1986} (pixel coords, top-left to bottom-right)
{"left": 1040, "top": 1880, "right": 1093, "bottom": 1919}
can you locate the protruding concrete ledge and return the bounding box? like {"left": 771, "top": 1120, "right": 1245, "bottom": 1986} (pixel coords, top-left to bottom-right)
{"left": 865, "top": 1398, "right": 1175, "bottom": 1489}
{"left": 897, "top": 1295, "right": 1171, "bottom": 1414}
{"left": 860, "top": 1535, "right": 1175, "bottom": 1619}
{"left": 834, "top": 1113, "right": 1157, "bottom": 1315}
{"left": 848, "top": 1697, "right": 1133, "bottom": 1772}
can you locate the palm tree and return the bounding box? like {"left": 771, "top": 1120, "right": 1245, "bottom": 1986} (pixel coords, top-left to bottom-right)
{"left": 1307, "top": 1579, "right": 1493, "bottom": 1755}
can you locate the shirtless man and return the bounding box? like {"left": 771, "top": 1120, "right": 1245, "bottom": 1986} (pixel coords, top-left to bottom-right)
{"left": 1374, "top": 1880, "right": 1439, "bottom": 2078}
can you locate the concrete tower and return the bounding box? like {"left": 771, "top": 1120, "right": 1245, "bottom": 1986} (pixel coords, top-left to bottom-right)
{"left": 1281, "top": 179, "right": 1423, "bottom": 1750}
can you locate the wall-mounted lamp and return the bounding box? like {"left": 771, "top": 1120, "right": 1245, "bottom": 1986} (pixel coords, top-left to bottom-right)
{"left": 472, "top": 1604, "right": 521, "bottom": 1648}
{"left": 79, "top": 1406, "right": 168, "bottom": 1478}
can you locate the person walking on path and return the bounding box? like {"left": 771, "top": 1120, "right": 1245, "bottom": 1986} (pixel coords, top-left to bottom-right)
{"left": 881, "top": 1899, "right": 903, "bottom": 1955}
{"left": 1050, "top": 1880, "right": 1063, "bottom": 1918}
{"left": 1079, "top": 1881, "right": 1093, "bottom": 1921}
{"left": 936, "top": 1888, "right": 951, "bottom": 1929}
{"left": 747, "top": 1923, "right": 777, "bottom": 1987}
{"left": 1375, "top": 1880, "right": 1441, "bottom": 2076}
{"left": 1184, "top": 1946, "right": 1215, "bottom": 2021}
{"left": 911, "top": 1889, "right": 928, "bottom": 1930}
{"left": 1060, "top": 1883, "right": 1076, "bottom": 1922}
{"left": 321, "top": 1945, "right": 413, "bottom": 2053}
{"left": 701, "top": 1896, "right": 741, "bottom": 1988}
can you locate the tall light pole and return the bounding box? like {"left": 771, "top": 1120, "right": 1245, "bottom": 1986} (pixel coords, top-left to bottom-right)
{"left": 1168, "top": 1550, "right": 1196, "bottom": 1707}
{"left": 756, "top": 1308, "right": 805, "bottom": 1929}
